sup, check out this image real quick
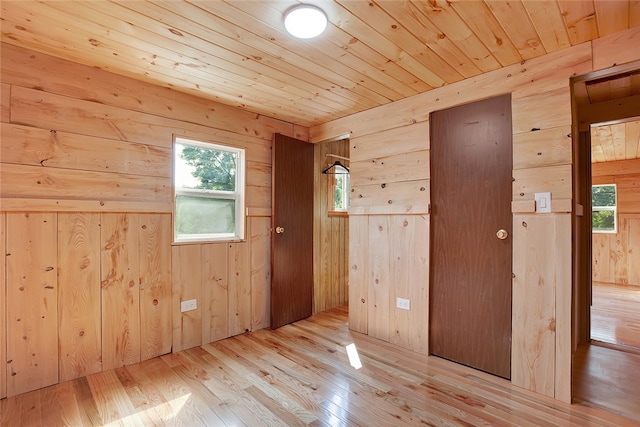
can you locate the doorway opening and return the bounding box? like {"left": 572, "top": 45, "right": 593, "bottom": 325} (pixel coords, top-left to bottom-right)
{"left": 572, "top": 63, "right": 640, "bottom": 422}
{"left": 313, "top": 137, "right": 350, "bottom": 315}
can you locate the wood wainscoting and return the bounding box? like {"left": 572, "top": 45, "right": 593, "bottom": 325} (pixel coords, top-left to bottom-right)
{"left": 1, "top": 306, "right": 634, "bottom": 426}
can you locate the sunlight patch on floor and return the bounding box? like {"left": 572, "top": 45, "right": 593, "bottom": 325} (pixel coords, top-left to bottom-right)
{"left": 346, "top": 343, "right": 362, "bottom": 369}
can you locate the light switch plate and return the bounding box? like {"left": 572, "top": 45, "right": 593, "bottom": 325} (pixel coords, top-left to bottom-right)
{"left": 534, "top": 192, "right": 551, "bottom": 213}
{"left": 181, "top": 299, "right": 197, "bottom": 312}
{"left": 396, "top": 297, "right": 410, "bottom": 310}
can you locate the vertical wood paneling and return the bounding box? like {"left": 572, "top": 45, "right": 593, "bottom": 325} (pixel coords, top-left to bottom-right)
{"left": 512, "top": 214, "right": 557, "bottom": 398}
{"left": 629, "top": 218, "right": 640, "bottom": 285}
{"left": 228, "top": 242, "right": 251, "bottom": 336}
{"left": 368, "top": 216, "right": 391, "bottom": 342}
{"left": 57, "top": 213, "right": 102, "bottom": 382}
{"left": 0, "top": 213, "right": 5, "bottom": 399}
{"left": 406, "top": 215, "right": 429, "bottom": 355}
{"left": 1, "top": 83, "right": 9, "bottom": 122}
{"left": 138, "top": 213, "right": 172, "bottom": 361}
{"left": 554, "top": 214, "right": 572, "bottom": 403}
{"left": 202, "top": 243, "right": 229, "bottom": 343}
{"left": 389, "top": 217, "right": 411, "bottom": 350}
{"left": 313, "top": 138, "right": 349, "bottom": 314}
{"left": 101, "top": 213, "right": 141, "bottom": 370}
{"left": 592, "top": 233, "right": 611, "bottom": 282}
{"left": 592, "top": 161, "right": 640, "bottom": 286}
{"left": 349, "top": 215, "right": 369, "bottom": 334}
{"left": 6, "top": 212, "right": 58, "bottom": 396}
{"left": 172, "top": 244, "right": 202, "bottom": 352}
{"left": 250, "top": 217, "right": 271, "bottom": 330}
{"left": 310, "top": 26, "right": 640, "bottom": 404}
{"left": 610, "top": 218, "right": 629, "bottom": 284}
{"left": 0, "top": 43, "right": 287, "bottom": 397}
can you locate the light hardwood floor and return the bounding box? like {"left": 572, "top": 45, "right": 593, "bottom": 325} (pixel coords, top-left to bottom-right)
{"left": 1, "top": 306, "right": 637, "bottom": 426}
{"left": 591, "top": 282, "right": 640, "bottom": 350}
{"left": 572, "top": 282, "right": 640, "bottom": 423}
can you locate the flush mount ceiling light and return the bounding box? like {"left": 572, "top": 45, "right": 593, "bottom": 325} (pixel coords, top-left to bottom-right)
{"left": 284, "top": 4, "right": 328, "bottom": 39}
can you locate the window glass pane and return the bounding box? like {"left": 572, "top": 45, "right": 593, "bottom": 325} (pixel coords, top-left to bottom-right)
{"left": 592, "top": 210, "right": 615, "bottom": 232}
{"left": 334, "top": 174, "right": 346, "bottom": 210}
{"left": 175, "top": 196, "right": 235, "bottom": 237}
{"left": 175, "top": 143, "right": 236, "bottom": 192}
{"left": 592, "top": 185, "right": 616, "bottom": 207}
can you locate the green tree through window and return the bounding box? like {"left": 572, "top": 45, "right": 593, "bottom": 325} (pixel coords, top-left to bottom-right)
{"left": 180, "top": 146, "right": 236, "bottom": 191}
{"left": 592, "top": 184, "right": 616, "bottom": 233}
{"left": 174, "top": 138, "right": 245, "bottom": 242}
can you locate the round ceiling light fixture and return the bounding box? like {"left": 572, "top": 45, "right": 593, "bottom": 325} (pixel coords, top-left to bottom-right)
{"left": 284, "top": 4, "right": 328, "bottom": 39}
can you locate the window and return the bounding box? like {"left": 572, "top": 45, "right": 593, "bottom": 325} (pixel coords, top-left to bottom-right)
{"left": 592, "top": 184, "right": 616, "bottom": 233}
{"left": 333, "top": 165, "right": 350, "bottom": 211}
{"left": 174, "top": 137, "right": 245, "bottom": 242}
{"left": 328, "top": 163, "right": 349, "bottom": 214}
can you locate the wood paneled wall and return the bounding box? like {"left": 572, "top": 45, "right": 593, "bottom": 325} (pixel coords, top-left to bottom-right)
{"left": 0, "top": 43, "right": 305, "bottom": 397}
{"left": 592, "top": 158, "right": 640, "bottom": 286}
{"left": 310, "top": 26, "right": 640, "bottom": 403}
{"left": 313, "top": 139, "right": 349, "bottom": 314}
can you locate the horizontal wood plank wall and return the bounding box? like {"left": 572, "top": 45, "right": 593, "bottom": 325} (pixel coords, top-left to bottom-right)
{"left": 313, "top": 139, "right": 349, "bottom": 314}
{"left": 310, "top": 27, "right": 640, "bottom": 403}
{"left": 592, "top": 159, "right": 640, "bottom": 286}
{"left": 0, "top": 43, "right": 302, "bottom": 396}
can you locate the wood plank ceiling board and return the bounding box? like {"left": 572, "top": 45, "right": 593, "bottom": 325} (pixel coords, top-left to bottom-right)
{"left": 334, "top": 0, "right": 469, "bottom": 82}
{"left": 594, "top": 0, "right": 631, "bottom": 36}
{"left": 390, "top": 1, "right": 501, "bottom": 74}
{"left": 1, "top": 0, "right": 639, "bottom": 127}
{"left": 522, "top": 1, "right": 572, "bottom": 52}
{"left": 591, "top": 120, "right": 640, "bottom": 162}
{"left": 558, "top": 0, "right": 599, "bottom": 45}
{"left": 484, "top": 0, "right": 547, "bottom": 60}
{"left": 446, "top": 1, "right": 524, "bottom": 66}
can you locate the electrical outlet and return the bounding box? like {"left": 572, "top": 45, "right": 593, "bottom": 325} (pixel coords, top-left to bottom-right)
{"left": 396, "top": 297, "right": 410, "bottom": 310}
{"left": 180, "top": 299, "right": 197, "bottom": 312}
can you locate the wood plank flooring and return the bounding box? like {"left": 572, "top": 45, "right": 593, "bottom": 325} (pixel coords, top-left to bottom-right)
{"left": 591, "top": 282, "right": 640, "bottom": 349}
{"left": 573, "top": 344, "right": 640, "bottom": 423}
{"left": 572, "top": 282, "right": 640, "bottom": 423}
{"left": 1, "top": 306, "right": 637, "bottom": 426}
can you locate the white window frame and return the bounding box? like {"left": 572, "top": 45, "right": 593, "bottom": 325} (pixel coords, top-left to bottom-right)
{"left": 173, "top": 137, "right": 245, "bottom": 243}
{"left": 592, "top": 183, "right": 617, "bottom": 234}
{"left": 332, "top": 165, "right": 350, "bottom": 212}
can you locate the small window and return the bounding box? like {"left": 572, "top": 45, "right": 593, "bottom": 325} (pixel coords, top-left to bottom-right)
{"left": 174, "top": 137, "right": 245, "bottom": 243}
{"left": 333, "top": 166, "right": 350, "bottom": 211}
{"left": 592, "top": 184, "right": 616, "bottom": 233}
{"left": 328, "top": 164, "right": 350, "bottom": 213}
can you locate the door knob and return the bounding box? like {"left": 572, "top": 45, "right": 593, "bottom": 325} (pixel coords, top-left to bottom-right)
{"left": 275, "top": 226, "right": 285, "bottom": 234}
{"left": 496, "top": 229, "right": 508, "bottom": 240}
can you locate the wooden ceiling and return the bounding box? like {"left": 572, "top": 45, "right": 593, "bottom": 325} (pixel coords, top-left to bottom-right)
{"left": 1, "top": 1, "right": 640, "bottom": 127}
{"left": 591, "top": 120, "right": 640, "bottom": 163}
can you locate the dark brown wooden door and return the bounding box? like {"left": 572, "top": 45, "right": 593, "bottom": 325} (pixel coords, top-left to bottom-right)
{"left": 271, "top": 133, "right": 314, "bottom": 329}
{"left": 429, "top": 94, "right": 513, "bottom": 379}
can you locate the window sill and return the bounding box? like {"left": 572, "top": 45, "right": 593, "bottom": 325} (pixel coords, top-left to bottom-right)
{"left": 172, "top": 237, "right": 246, "bottom": 246}
{"left": 328, "top": 211, "right": 349, "bottom": 218}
